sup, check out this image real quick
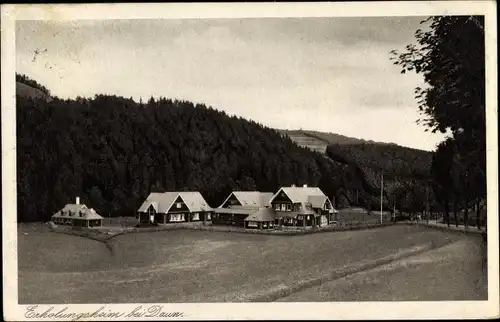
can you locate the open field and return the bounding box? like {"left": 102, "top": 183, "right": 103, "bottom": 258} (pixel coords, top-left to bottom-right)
{"left": 278, "top": 237, "right": 487, "bottom": 301}
{"left": 18, "top": 224, "right": 486, "bottom": 303}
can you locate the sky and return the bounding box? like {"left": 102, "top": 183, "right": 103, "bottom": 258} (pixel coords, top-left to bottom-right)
{"left": 16, "top": 17, "right": 448, "bottom": 151}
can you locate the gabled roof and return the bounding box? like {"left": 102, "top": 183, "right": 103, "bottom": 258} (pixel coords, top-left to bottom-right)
{"left": 270, "top": 186, "right": 326, "bottom": 204}
{"left": 82, "top": 208, "right": 103, "bottom": 220}
{"left": 244, "top": 208, "right": 275, "bottom": 222}
{"left": 308, "top": 195, "right": 328, "bottom": 208}
{"left": 138, "top": 191, "right": 212, "bottom": 213}
{"left": 52, "top": 204, "right": 103, "bottom": 220}
{"left": 179, "top": 192, "right": 212, "bottom": 212}
{"left": 137, "top": 192, "right": 177, "bottom": 213}
{"left": 219, "top": 191, "right": 273, "bottom": 208}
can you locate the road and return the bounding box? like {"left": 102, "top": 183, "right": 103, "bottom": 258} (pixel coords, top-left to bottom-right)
{"left": 277, "top": 235, "right": 487, "bottom": 301}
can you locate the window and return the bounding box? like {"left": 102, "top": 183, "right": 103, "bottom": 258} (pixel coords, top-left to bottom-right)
{"left": 176, "top": 202, "right": 182, "bottom": 209}
{"left": 286, "top": 204, "right": 292, "bottom": 211}
{"left": 274, "top": 204, "right": 281, "bottom": 211}
{"left": 171, "top": 214, "right": 184, "bottom": 222}
{"left": 192, "top": 213, "right": 200, "bottom": 221}
{"left": 207, "top": 213, "right": 211, "bottom": 220}
{"left": 281, "top": 204, "right": 287, "bottom": 211}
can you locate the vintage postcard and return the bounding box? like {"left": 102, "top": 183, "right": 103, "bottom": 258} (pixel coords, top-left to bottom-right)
{"left": 2, "top": 1, "right": 499, "bottom": 321}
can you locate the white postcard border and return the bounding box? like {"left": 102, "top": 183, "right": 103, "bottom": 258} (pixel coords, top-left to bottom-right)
{"left": 2, "top": 1, "right": 499, "bottom": 321}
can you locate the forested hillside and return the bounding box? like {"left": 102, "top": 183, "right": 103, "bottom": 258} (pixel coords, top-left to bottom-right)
{"left": 278, "top": 128, "right": 435, "bottom": 213}
{"left": 16, "top": 74, "right": 440, "bottom": 222}
{"left": 17, "top": 81, "right": 364, "bottom": 222}
{"left": 300, "top": 129, "right": 395, "bottom": 146}
{"left": 326, "top": 143, "right": 434, "bottom": 213}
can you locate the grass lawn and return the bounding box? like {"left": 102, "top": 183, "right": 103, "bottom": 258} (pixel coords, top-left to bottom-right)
{"left": 277, "top": 237, "right": 487, "bottom": 301}
{"left": 18, "top": 224, "right": 466, "bottom": 303}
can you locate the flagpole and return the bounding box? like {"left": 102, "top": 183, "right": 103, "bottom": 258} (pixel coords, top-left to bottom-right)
{"left": 380, "top": 173, "right": 383, "bottom": 223}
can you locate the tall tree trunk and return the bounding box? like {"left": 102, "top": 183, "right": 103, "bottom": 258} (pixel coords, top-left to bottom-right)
{"left": 476, "top": 198, "right": 481, "bottom": 230}
{"left": 453, "top": 197, "right": 458, "bottom": 227}
{"left": 464, "top": 198, "right": 469, "bottom": 229}
{"left": 444, "top": 197, "right": 450, "bottom": 227}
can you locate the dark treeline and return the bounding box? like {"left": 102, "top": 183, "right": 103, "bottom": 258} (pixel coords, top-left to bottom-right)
{"left": 17, "top": 92, "right": 359, "bottom": 222}
{"left": 391, "top": 16, "right": 486, "bottom": 228}
{"left": 431, "top": 132, "right": 486, "bottom": 228}
{"left": 327, "top": 143, "right": 431, "bottom": 180}
{"left": 326, "top": 143, "right": 435, "bottom": 214}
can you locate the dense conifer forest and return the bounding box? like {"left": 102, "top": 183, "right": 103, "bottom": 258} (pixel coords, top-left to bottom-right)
{"left": 16, "top": 74, "right": 441, "bottom": 222}
{"left": 16, "top": 77, "right": 346, "bottom": 221}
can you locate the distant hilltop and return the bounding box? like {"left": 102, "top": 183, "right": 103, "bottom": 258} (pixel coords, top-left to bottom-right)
{"left": 276, "top": 129, "right": 399, "bottom": 154}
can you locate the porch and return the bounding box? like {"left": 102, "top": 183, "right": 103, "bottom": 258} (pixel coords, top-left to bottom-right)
{"left": 138, "top": 211, "right": 211, "bottom": 225}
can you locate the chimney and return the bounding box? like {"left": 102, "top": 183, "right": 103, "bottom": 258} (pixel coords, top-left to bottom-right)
{"left": 303, "top": 184, "right": 308, "bottom": 188}
{"left": 76, "top": 196, "right": 80, "bottom": 205}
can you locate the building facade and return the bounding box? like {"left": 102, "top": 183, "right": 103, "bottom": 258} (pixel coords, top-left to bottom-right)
{"left": 137, "top": 191, "right": 213, "bottom": 225}
{"left": 212, "top": 191, "right": 273, "bottom": 227}
{"left": 244, "top": 207, "right": 275, "bottom": 229}
{"left": 212, "top": 187, "right": 336, "bottom": 229}
{"left": 270, "top": 185, "right": 335, "bottom": 228}
{"left": 51, "top": 197, "right": 103, "bottom": 228}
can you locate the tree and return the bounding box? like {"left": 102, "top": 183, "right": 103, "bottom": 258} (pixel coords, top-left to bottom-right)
{"left": 89, "top": 186, "right": 105, "bottom": 212}
{"left": 431, "top": 138, "right": 455, "bottom": 226}
{"left": 390, "top": 16, "right": 485, "bottom": 136}
{"left": 391, "top": 16, "right": 486, "bottom": 227}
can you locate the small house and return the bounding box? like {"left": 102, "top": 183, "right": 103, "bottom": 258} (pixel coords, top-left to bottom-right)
{"left": 212, "top": 191, "right": 273, "bottom": 227}
{"left": 244, "top": 207, "right": 276, "bottom": 229}
{"left": 51, "top": 197, "right": 103, "bottom": 228}
{"left": 269, "top": 185, "right": 334, "bottom": 227}
{"left": 137, "top": 191, "right": 213, "bottom": 224}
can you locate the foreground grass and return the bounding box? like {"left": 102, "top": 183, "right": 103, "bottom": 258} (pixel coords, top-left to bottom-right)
{"left": 278, "top": 236, "right": 487, "bottom": 301}
{"left": 18, "top": 225, "right": 468, "bottom": 303}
